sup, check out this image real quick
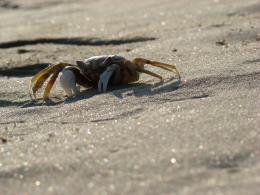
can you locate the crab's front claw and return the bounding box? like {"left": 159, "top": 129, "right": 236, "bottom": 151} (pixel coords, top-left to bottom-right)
{"left": 98, "top": 64, "right": 120, "bottom": 93}
{"left": 59, "top": 68, "right": 80, "bottom": 97}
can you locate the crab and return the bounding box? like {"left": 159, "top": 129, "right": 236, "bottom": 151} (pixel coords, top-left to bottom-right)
{"left": 29, "top": 55, "right": 181, "bottom": 100}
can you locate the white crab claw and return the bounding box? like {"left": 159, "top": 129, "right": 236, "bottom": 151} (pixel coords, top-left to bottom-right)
{"left": 59, "top": 69, "right": 79, "bottom": 97}
{"left": 98, "top": 68, "right": 114, "bottom": 93}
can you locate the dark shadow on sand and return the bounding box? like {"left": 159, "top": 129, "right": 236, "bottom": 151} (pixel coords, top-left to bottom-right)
{"left": 20, "top": 79, "right": 181, "bottom": 108}
{"left": 0, "top": 99, "right": 27, "bottom": 107}
{"left": 61, "top": 77, "right": 207, "bottom": 105}
{"left": 0, "top": 37, "right": 157, "bottom": 49}
{"left": 0, "top": 63, "right": 48, "bottom": 77}
{"left": 0, "top": 99, "right": 62, "bottom": 108}
{"left": 46, "top": 77, "right": 208, "bottom": 107}
{"left": 0, "top": 0, "right": 19, "bottom": 9}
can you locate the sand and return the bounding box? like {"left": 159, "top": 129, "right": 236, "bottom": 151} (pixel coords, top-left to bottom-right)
{"left": 0, "top": 0, "right": 260, "bottom": 194}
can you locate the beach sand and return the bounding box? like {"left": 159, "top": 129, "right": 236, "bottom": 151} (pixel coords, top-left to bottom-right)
{"left": 0, "top": 0, "right": 260, "bottom": 194}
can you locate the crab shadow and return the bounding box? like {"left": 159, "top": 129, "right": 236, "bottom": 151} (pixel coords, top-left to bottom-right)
{"left": 20, "top": 78, "right": 180, "bottom": 107}
{"left": 111, "top": 78, "right": 181, "bottom": 99}
{"left": 23, "top": 69, "right": 260, "bottom": 107}
{"left": 14, "top": 98, "right": 63, "bottom": 108}
{"left": 63, "top": 78, "right": 181, "bottom": 105}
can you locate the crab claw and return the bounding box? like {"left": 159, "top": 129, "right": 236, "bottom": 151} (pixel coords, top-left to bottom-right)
{"left": 98, "top": 64, "right": 120, "bottom": 93}
{"left": 98, "top": 68, "right": 114, "bottom": 93}
{"left": 59, "top": 68, "right": 80, "bottom": 97}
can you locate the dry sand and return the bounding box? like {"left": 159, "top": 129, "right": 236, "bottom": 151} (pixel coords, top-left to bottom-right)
{"left": 0, "top": 0, "right": 260, "bottom": 194}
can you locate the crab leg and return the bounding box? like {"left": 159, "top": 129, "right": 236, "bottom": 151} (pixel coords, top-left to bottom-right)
{"left": 132, "top": 58, "right": 180, "bottom": 79}
{"left": 139, "top": 69, "right": 163, "bottom": 81}
{"left": 30, "top": 65, "right": 54, "bottom": 99}
{"left": 30, "top": 63, "right": 73, "bottom": 99}
{"left": 43, "top": 69, "right": 60, "bottom": 100}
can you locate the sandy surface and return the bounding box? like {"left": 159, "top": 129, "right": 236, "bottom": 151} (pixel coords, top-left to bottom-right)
{"left": 0, "top": 0, "right": 260, "bottom": 194}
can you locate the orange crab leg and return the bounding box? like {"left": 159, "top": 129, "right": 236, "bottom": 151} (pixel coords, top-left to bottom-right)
{"left": 30, "top": 63, "right": 73, "bottom": 99}
{"left": 132, "top": 58, "right": 180, "bottom": 79}
{"left": 139, "top": 69, "right": 163, "bottom": 81}
{"left": 30, "top": 65, "right": 54, "bottom": 99}
{"left": 43, "top": 69, "right": 61, "bottom": 100}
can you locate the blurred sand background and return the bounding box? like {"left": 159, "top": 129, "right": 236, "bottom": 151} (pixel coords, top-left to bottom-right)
{"left": 0, "top": 0, "right": 260, "bottom": 194}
